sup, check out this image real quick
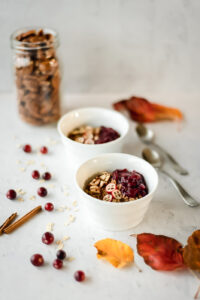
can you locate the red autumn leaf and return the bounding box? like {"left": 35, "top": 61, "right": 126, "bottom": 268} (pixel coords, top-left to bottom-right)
{"left": 135, "top": 233, "right": 185, "bottom": 271}
{"left": 113, "top": 96, "right": 183, "bottom": 123}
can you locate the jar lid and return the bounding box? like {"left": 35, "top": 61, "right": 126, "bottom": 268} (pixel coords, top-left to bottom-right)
{"left": 10, "top": 27, "right": 59, "bottom": 50}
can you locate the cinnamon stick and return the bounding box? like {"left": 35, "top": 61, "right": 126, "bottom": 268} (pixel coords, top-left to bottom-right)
{"left": 4, "top": 206, "right": 42, "bottom": 234}
{"left": 0, "top": 213, "right": 18, "bottom": 235}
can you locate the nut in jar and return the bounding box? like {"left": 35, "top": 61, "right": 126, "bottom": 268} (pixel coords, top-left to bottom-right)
{"left": 10, "top": 28, "right": 61, "bottom": 125}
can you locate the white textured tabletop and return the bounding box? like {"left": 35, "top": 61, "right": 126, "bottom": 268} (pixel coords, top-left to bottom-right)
{"left": 0, "top": 93, "right": 199, "bottom": 300}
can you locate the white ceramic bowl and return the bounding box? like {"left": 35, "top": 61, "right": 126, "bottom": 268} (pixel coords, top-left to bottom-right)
{"left": 57, "top": 107, "right": 129, "bottom": 165}
{"left": 75, "top": 153, "right": 158, "bottom": 231}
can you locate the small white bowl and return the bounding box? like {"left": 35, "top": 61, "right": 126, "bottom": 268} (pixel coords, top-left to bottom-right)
{"left": 75, "top": 153, "right": 158, "bottom": 231}
{"left": 57, "top": 107, "right": 129, "bottom": 165}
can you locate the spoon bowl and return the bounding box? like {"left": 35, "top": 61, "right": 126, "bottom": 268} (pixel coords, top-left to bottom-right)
{"left": 136, "top": 123, "right": 154, "bottom": 144}
{"left": 142, "top": 147, "right": 199, "bottom": 207}
{"left": 142, "top": 148, "right": 163, "bottom": 168}
{"left": 136, "top": 123, "right": 188, "bottom": 175}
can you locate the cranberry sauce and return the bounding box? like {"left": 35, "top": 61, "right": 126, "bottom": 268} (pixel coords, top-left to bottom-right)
{"left": 95, "top": 126, "right": 120, "bottom": 144}
{"left": 112, "top": 169, "right": 148, "bottom": 199}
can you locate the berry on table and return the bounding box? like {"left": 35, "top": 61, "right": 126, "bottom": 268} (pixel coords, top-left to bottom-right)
{"left": 32, "top": 170, "right": 40, "bottom": 180}
{"left": 56, "top": 250, "right": 66, "bottom": 260}
{"left": 6, "top": 189, "right": 17, "bottom": 200}
{"left": 45, "top": 202, "right": 54, "bottom": 212}
{"left": 30, "top": 254, "right": 44, "bottom": 266}
{"left": 23, "top": 144, "right": 32, "bottom": 153}
{"left": 42, "top": 172, "right": 51, "bottom": 181}
{"left": 42, "top": 232, "right": 54, "bottom": 245}
{"left": 40, "top": 146, "right": 48, "bottom": 154}
{"left": 53, "top": 259, "right": 63, "bottom": 269}
{"left": 74, "top": 270, "right": 85, "bottom": 282}
{"left": 37, "top": 187, "right": 47, "bottom": 197}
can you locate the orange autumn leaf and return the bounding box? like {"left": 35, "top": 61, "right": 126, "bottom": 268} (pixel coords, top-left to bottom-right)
{"left": 113, "top": 96, "right": 183, "bottom": 123}
{"left": 183, "top": 229, "right": 200, "bottom": 271}
{"left": 94, "top": 238, "right": 134, "bottom": 268}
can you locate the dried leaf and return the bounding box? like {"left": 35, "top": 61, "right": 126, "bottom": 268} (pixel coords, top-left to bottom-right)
{"left": 183, "top": 230, "right": 200, "bottom": 271}
{"left": 94, "top": 238, "right": 134, "bottom": 268}
{"left": 113, "top": 96, "right": 183, "bottom": 123}
{"left": 135, "top": 233, "right": 185, "bottom": 271}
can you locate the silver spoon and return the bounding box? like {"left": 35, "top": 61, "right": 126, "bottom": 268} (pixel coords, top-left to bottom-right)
{"left": 136, "top": 123, "right": 188, "bottom": 175}
{"left": 142, "top": 148, "right": 199, "bottom": 207}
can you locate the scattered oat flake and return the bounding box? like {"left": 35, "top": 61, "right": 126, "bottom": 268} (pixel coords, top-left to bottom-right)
{"left": 48, "top": 184, "right": 55, "bottom": 188}
{"left": 68, "top": 257, "right": 75, "bottom": 262}
{"left": 26, "top": 160, "right": 35, "bottom": 165}
{"left": 64, "top": 221, "right": 70, "bottom": 226}
{"left": 40, "top": 163, "right": 47, "bottom": 169}
{"left": 57, "top": 207, "right": 65, "bottom": 212}
{"left": 69, "top": 215, "right": 75, "bottom": 222}
{"left": 72, "top": 201, "right": 77, "bottom": 207}
{"left": 46, "top": 222, "right": 54, "bottom": 231}
{"left": 39, "top": 179, "right": 45, "bottom": 183}
{"left": 65, "top": 215, "right": 76, "bottom": 226}
{"left": 46, "top": 137, "right": 59, "bottom": 146}
{"left": 20, "top": 167, "right": 26, "bottom": 172}
{"left": 51, "top": 140, "right": 59, "bottom": 145}
{"left": 56, "top": 240, "right": 64, "bottom": 250}
{"left": 62, "top": 185, "right": 69, "bottom": 191}
{"left": 16, "top": 189, "right": 26, "bottom": 195}
{"left": 57, "top": 242, "right": 64, "bottom": 250}
{"left": 16, "top": 144, "right": 22, "bottom": 148}
{"left": 62, "top": 236, "right": 70, "bottom": 241}
{"left": 17, "top": 197, "right": 24, "bottom": 202}
{"left": 74, "top": 208, "right": 79, "bottom": 212}
{"left": 29, "top": 195, "right": 36, "bottom": 200}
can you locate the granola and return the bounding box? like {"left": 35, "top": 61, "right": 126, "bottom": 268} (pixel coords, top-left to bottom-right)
{"left": 68, "top": 125, "right": 120, "bottom": 144}
{"left": 84, "top": 169, "right": 148, "bottom": 202}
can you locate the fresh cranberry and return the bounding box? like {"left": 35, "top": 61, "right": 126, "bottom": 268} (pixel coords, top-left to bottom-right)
{"left": 45, "top": 202, "right": 54, "bottom": 211}
{"left": 40, "top": 146, "right": 48, "bottom": 154}
{"left": 74, "top": 270, "right": 85, "bottom": 282}
{"left": 32, "top": 170, "right": 40, "bottom": 180}
{"left": 37, "top": 187, "right": 47, "bottom": 197}
{"left": 6, "top": 189, "right": 17, "bottom": 200}
{"left": 42, "top": 172, "right": 51, "bottom": 180}
{"left": 42, "top": 232, "right": 54, "bottom": 245}
{"left": 53, "top": 259, "right": 63, "bottom": 269}
{"left": 56, "top": 250, "right": 66, "bottom": 260}
{"left": 30, "top": 254, "right": 44, "bottom": 266}
{"left": 23, "top": 144, "right": 32, "bottom": 153}
{"left": 105, "top": 183, "right": 116, "bottom": 193}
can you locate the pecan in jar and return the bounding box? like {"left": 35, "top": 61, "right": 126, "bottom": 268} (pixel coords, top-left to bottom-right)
{"left": 10, "top": 27, "right": 61, "bottom": 125}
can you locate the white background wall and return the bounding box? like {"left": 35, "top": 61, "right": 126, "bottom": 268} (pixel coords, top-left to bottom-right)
{"left": 1, "top": 0, "right": 200, "bottom": 94}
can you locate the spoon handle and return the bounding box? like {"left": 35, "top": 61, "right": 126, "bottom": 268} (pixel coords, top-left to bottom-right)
{"left": 152, "top": 142, "right": 189, "bottom": 175}
{"left": 160, "top": 169, "right": 199, "bottom": 207}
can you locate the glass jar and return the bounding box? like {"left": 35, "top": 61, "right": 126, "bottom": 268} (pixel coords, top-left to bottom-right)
{"left": 10, "top": 27, "right": 61, "bottom": 125}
